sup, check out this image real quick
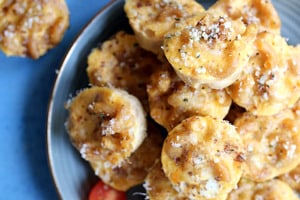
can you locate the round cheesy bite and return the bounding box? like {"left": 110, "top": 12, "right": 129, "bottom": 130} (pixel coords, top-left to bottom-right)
{"left": 124, "top": 0, "right": 205, "bottom": 54}
{"left": 66, "top": 86, "right": 147, "bottom": 167}
{"left": 227, "top": 178, "right": 299, "bottom": 200}
{"left": 0, "top": 0, "right": 69, "bottom": 59}
{"left": 227, "top": 31, "right": 300, "bottom": 116}
{"left": 234, "top": 109, "right": 300, "bottom": 182}
{"left": 147, "top": 63, "right": 231, "bottom": 131}
{"left": 90, "top": 120, "right": 163, "bottom": 191}
{"left": 161, "top": 116, "right": 245, "bottom": 200}
{"left": 208, "top": 0, "right": 281, "bottom": 34}
{"left": 145, "top": 160, "right": 188, "bottom": 200}
{"left": 87, "top": 31, "right": 162, "bottom": 112}
{"left": 163, "top": 12, "right": 257, "bottom": 89}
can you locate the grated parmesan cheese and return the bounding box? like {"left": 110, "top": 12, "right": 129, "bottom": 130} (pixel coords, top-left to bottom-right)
{"left": 193, "top": 154, "right": 205, "bottom": 166}
{"left": 171, "top": 141, "right": 182, "bottom": 148}
{"left": 101, "top": 119, "right": 116, "bottom": 136}
{"left": 200, "top": 179, "right": 220, "bottom": 199}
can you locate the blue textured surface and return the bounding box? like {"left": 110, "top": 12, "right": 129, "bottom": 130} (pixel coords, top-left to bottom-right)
{"left": 0, "top": 1, "right": 110, "bottom": 199}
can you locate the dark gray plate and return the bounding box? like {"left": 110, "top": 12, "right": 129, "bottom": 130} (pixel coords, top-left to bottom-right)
{"left": 47, "top": 0, "right": 300, "bottom": 199}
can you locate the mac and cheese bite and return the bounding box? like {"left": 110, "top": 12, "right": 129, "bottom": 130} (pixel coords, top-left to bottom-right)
{"left": 0, "top": 0, "right": 69, "bottom": 58}
{"left": 163, "top": 12, "right": 257, "bottom": 89}
{"left": 209, "top": 0, "right": 281, "bottom": 34}
{"left": 124, "top": 0, "right": 205, "bottom": 54}
{"left": 161, "top": 116, "right": 245, "bottom": 200}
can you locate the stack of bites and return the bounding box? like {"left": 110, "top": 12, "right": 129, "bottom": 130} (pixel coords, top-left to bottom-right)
{"left": 65, "top": 0, "right": 300, "bottom": 199}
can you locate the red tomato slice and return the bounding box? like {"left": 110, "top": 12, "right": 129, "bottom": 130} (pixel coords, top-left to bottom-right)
{"left": 89, "top": 180, "right": 127, "bottom": 200}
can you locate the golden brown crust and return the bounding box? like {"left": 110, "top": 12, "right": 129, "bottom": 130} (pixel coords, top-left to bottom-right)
{"left": 90, "top": 120, "right": 163, "bottom": 191}
{"left": 87, "top": 31, "right": 162, "bottom": 112}
{"left": 147, "top": 63, "right": 231, "bottom": 131}
{"left": 0, "top": 0, "right": 69, "bottom": 58}
{"left": 227, "top": 31, "right": 300, "bottom": 116}
{"left": 208, "top": 0, "right": 281, "bottom": 34}
{"left": 163, "top": 13, "right": 257, "bottom": 89}
{"left": 66, "top": 86, "right": 147, "bottom": 166}
{"left": 124, "top": 0, "right": 205, "bottom": 54}
{"left": 161, "top": 116, "right": 245, "bottom": 200}
{"left": 145, "top": 160, "right": 189, "bottom": 200}
{"left": 235, "top": 109, "right": 300, "bottom": 182}
{"left": 227, "top": 178, "right": 299, "bottom": 200}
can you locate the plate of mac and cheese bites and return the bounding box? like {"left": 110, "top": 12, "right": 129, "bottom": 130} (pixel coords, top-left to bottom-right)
{"left": 47, "top": 0, "right": 300, "bottom": 199}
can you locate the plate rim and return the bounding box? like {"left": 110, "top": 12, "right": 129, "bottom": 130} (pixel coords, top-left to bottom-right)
{"left": 46, "top": 0, "right": 119, "bottom": 199}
